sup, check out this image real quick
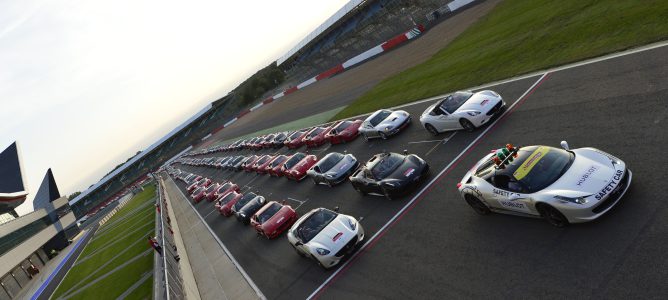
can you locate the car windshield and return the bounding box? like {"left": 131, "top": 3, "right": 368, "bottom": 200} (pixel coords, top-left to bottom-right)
{"left": 334, "top": 121, "right": 352, "bottom": 132}
{"left": 241, "top": 198, "right": 263, "bottom": 213}
{"left": 256, "top": 156, "right": 270, "bottom": 165}
{"left": 205, "top": 185, "right": 217, "bottom": 193}
{"left": 257, "top": 203, "right": 282, "bottom": 224}
{"left": 219, "top": 192, "right": 237, "bottom": 204}
{"left": 284, "top": 153, "right": 306, "bottom": 169}
{"left": 370, "top": 153, "right": 405, "bottom": 179}
{"left": 234, "top": 193, "right": 256, "bottom": 210}
{"left": 317, "top": 153, "right": 344, "bottom": 172}
{"left": 441, "top": 92, "right": 473, "bottom": 113}
{"left": 296, "top": 209, "right": 338, "bottom": 243}
{"left": 193, "top": 187, "right": 205, "bottom": 194}
{"left": 288, "top": 131, "right": 303, "bottom": 140}
{"left": 496, "top": 146, "right": 574, "bottom": 193}
{"left": 218, "top": 183, "right": 232, "bottom": 192}
{"left": 368, "top": 110, "right": 391, "bottom": 127}
{"left": 270, "top": 156, "right": 287, "bottom": 167}
{"left": 308, "top": 127, "right": 325, "bottom": 138}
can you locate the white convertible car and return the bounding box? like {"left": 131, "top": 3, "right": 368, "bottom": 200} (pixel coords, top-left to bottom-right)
{"left": 457, "top": 142, "right": 632, "bottom": 227}
{"left": 287, "top": 207, "right": 364, "bottom": 268}
{"left": 419, "top": 90, "right": 505, "bottom": 134}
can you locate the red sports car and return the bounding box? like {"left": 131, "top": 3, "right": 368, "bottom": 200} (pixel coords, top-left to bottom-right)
{"left": 191, "top": 187, "right": 207, "bottom": 203}
{"left": 284, "top": 153, "right": 318, "bottom": 181}
{"left": 302, "top": 126, "right": 330, "bottom": 148}
{"left": 284, "top": 129, "right": 309, "bottom": 149}
{"left": 213, "top": 181, "right": 240, "bottom": 199}
{"left": 187, "top": 177, "right": 209, "bottom": 193}
{"left": 250, "top": 201, "right": 298, "bottom": 239}
{"left": 215, "top": 191, "right": 243, "bottom": 216}
{"left": 242, "top": 155, "right": 260, "bottom": 172}
{"left": 265, "top": 155, "right": 289, "bottom": 177}
{"left": 325, "top": 119, "right": 363, "bottom": 144}
{"left": 203, "top": 183, "right": 221, "bottom": 202}
{"left": 260, "top": 134, "right": 276, "bottom": 149}
{"left": 252, "top": 155, "right": 274, "bottom": 173}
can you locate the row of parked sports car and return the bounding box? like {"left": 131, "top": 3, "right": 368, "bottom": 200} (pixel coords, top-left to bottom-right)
{"left": 175, "top": 148, "right": 431, "bottom": 198}
{"left": 184, "top": 90, "right": 508, "bottom": 157}
{"left": 176, "top": 89, "right": 633, "bottom": 232}
{"left": 166, "top": 169, "right": 366, "bottom": 269}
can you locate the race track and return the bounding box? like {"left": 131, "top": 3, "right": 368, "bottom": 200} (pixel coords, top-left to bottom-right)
{"left": 170, "top": 44, "right": 668, "bottom": 299}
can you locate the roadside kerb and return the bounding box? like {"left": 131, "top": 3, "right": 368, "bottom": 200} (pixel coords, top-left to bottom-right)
{"left": 161, "top": 174, "right": 263, "bottom": 300}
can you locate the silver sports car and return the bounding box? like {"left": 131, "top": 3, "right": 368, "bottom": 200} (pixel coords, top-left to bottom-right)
{"left": 307, "top": 152, "right": 359, "bottom": 186}
{"left": 419, "top": 90, "right": 505, "bottom": 134}
{"left": 359, "top": 109, "right": 411, "bottom": 140}
{"left": 457, "top": 142, "right": 632, "bottom": 227}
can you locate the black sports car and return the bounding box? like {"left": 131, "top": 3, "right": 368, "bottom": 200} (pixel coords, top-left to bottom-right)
{"left": 349, "top": 152, "right": 429, "bottom": 198}
{"left": 307, "top": 152, "right": 359, "bottom": 186}
{"left": 236, "top": 195, "right": 266, "bottom": 225}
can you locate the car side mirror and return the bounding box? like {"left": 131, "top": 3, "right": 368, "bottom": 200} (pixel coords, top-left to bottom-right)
{"left": 560, "top": 140, "right": 570, "bottom": 150}
{"left": 403, "top": 149, "right": 408, "bottom": 155}
{"left": 334, "top": 206, "right": 339, "bottom": 212}
{"left": 508, "top": 194, "right": 523, "bottom": 201}
{"left": 295, "top": 241, "right": 303, "bottom": 246}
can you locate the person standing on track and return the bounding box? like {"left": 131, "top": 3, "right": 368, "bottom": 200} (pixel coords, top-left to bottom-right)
{"left": 148, "top": 235, "right": 162, "bottom": 256}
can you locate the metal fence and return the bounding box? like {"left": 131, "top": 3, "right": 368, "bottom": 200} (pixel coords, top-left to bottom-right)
{"left": 155, "top": 180, "right": 185, "bottom": 300}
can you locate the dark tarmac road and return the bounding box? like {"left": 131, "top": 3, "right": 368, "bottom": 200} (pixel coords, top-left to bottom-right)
{"left": 169, "top": 44, "right": 668, "bottom": 299}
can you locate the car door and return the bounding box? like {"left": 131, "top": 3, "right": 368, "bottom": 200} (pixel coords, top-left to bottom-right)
{"left": 486, "top": 176, "right": 534, "bottom": 215}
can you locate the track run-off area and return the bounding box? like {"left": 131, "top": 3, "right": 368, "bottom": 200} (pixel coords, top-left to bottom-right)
{"left": 167, "top": 43, "right": 668, "bottom": 299}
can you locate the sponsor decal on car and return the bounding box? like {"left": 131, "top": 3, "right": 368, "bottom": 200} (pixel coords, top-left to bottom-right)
{"left": 576, "top": 166, "right": 599, "bottom": 186}
{"left": 595, "top": 169, "right": 624, "bottom": 200}
{"left": 497, "top": 199, "right": 531, "bottom": 213}
{"left": 332, "top": 232, "right": 343, "bottom": 242}
{"left": 276, "top": 216, "right": 285, "bottom": 224}
{"left": 493, "top": 188, "right": 520, "bottom": 198}
{"left": 404, "top": 168, "right": 415, "bottom": 177}
{"left": 513, "top": 146, "right": 550, "bottom": 180}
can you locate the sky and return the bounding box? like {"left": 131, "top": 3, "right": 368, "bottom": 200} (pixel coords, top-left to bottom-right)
{"left": 1, "top": 0, "right": 351, "bottom": 215}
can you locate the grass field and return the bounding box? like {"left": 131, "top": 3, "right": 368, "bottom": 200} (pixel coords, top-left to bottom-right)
{"left": 333, "top": 0, "right": 668, "bottom": 119}
{"left": 52, "top": 185, "right": 156, "bottom": 300}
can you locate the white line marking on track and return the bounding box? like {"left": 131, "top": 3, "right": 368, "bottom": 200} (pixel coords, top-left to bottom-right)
{"left": 408, "top": 140, "right": 442, "bottom": 144}
{"left": 286, "top": 197, "right": 308, "bottom": 210}
{"left": 306, "top": 72, "right": 551, "bottom": 300}
{"left": 425, "top": 132, "right": 457, "bottom": 156}
{"left": 171, "top": 179, "right": 267, "bottom": 300}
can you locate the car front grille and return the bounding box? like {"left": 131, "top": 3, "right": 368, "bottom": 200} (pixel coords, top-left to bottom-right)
{"left": 592, "top": 171, "right": 630, "bottom": 214}
{"left": 335, "top": 236, "right": 358, "bottom": 257}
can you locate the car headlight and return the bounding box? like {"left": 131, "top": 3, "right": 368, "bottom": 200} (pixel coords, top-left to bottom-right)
{"left": 384, "top": 127, "right": 391, "bottom": 132}
{"left": 467, "top": 111, "right": 482, "bottom": 116}
{"left": 554, "top": 195, "right": 587, "bottom": 204}
{"left": 347, "top": 218, "right": 357, "bottom": 231}
{"left": 316, "top": 248, "right": 331, "bottom": 255}
{"left": 239, "top": 213, "right": 246, "bottom": 218}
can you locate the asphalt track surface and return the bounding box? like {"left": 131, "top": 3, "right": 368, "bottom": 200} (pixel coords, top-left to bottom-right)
{"left": 169, "top": 45, "right": 668, "bottom": 299}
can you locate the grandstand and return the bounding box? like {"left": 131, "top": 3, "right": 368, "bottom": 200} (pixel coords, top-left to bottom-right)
{"left": 278, "top": 0, "right": 468, "bottom": 84}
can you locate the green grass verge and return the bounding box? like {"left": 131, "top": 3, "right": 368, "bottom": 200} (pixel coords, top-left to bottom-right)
{"left": 333, "top": 0, "right": 668, "bottom": 119}
{"left": 124, "top": 274, "right": 153, "bottom": 300}
{"left": 102, "top": 184, "right": 156, "bottom": 227}
{"left": 63, "top": 253, "right": 154, "bottom": 300}
{"left": 52, "top": 186, "right": 157, "bottom": 299}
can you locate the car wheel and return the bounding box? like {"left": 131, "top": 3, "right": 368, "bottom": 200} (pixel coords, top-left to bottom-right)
{"left": 379, "top": 132, "right": 388, "bottom": 140}
{"left": 465, "top": 194, "right": 491, "bottom": 215}
{"left": 459, "top": 119, "right": 476, "bottom": 132}
{"left": 425, "top": 124, "right": 439, "bottom": 136}
{"left": 537, "top": 204, "right": 569, "bottom": 227}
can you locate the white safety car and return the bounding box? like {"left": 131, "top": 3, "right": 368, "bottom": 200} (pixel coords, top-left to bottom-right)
{"left": 359, "top": 109, "right": 411, "bottom": 140}
{"left": 457, "top": 142, "right": 632, "bottom": 227}
{"left": 419, "top": 90, "right": 505, "bottom": 134}
{"left": 287, "top": 207, "right": 364, "bottom": 269}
